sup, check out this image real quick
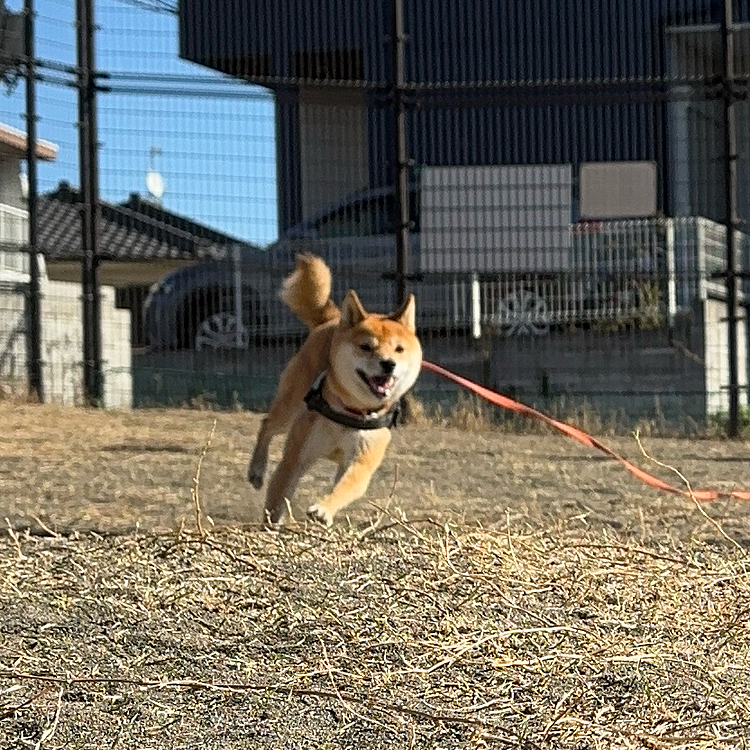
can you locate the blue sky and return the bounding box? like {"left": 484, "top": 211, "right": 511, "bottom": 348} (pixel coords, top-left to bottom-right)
{"left": 0, "top": 0, "right": 279, "bottom": 246}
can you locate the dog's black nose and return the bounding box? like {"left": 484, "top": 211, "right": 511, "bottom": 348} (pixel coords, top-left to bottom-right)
{"left": 380, "top": 359, "right": 396, "bottom": 375}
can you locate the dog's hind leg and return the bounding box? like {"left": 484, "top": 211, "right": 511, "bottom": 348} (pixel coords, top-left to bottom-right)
{"left": 248, "top": 324, "right": 333, "bottom": 490}
{"left": 248, "top": 407, "right": 297, "bottom": 489}
{"left": 248, "top": 365, "right": 307, "bottom": 489}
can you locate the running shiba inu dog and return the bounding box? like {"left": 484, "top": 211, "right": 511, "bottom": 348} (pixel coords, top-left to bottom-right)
{"left": 247, "top": 254, "right": 422, "bottom": 527}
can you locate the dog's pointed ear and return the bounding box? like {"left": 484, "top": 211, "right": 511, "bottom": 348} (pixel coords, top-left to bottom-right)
{"left": 389, "top": 294, "right": 416, "bottom": 332}
{"left": 340, "top": 290, "right": 367, "bottom": 327}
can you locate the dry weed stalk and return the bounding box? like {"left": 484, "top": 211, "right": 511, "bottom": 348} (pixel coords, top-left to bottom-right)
{"left": 4, "top": 518, "right": 23, "bottom": 559}
{"left": 359, "top": 464, "right": 400, "bottom": 540}
{"left": 34, "top": 685, "right": 63, "bottom": 749}
{"left": 190, "top": 418, "right": 217, "bottom": 539}
{"left": 633, "top": 430, "right": 744, "bottom": 553}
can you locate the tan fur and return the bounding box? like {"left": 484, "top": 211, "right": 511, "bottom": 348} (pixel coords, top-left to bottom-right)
{"left": 278, "top": 253, "right": 339, "bottom": 329}
{"left": 248, "top": 254, "right": 422, "bottom": 527}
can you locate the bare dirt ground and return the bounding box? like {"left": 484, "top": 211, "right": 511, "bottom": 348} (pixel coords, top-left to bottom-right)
{"left": 2, "top": 402, "right": 750, "bottom": 748}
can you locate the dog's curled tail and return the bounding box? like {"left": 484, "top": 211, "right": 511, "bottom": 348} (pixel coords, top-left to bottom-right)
{"left": 279, "top": 253, "right": 339, "bottom": 330}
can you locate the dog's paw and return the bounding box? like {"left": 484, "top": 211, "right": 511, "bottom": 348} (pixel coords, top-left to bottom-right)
{"left": 247, "top": 467, "right": 264, "bottom": 489}
{"left": 307, "top": 504, "right": 334, "bottom": 528}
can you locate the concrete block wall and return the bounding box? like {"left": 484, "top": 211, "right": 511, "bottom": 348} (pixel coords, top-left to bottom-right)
{"left": 702, "top": 298, "right": 749, "bottom": 418}
{"left": 40, "top": 280, "right": 84, "bottom": 405}
{"left": 0, "top": 279, "right": 132, "bottom": 408}
{"left": 0, "top": 280, "right": 29, "bottom": 396}
{"left": 490, "top": 326, "right": 708, "bottom": 425}
{"left": 489, "top": 298, "right": 750, "bottom": 426}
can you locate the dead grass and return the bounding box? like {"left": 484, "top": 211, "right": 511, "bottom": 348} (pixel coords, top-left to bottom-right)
{"left": 2, "top": 401, "right": 750, "bottom": 748}
{"left": 418, "top": 391, "right": 707, "bottom": 438}
{"left": 2, "top": 520, "right": 749, "bottom": 748}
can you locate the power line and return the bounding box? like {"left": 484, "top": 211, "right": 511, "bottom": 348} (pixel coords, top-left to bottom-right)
{"left": 111, "top": 0, "right": 177, "bottom": 15}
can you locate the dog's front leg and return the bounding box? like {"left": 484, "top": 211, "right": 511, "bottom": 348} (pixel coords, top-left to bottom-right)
{"left": 264, "top": 413, "right": 326, "bottom": 526}
{"left": 307, "top": 429, "right": 391, "bottom": 527}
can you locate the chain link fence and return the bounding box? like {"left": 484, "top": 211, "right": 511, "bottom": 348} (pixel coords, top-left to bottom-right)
{"left": 1, "top": 0, "right": 749, "bottom": 432}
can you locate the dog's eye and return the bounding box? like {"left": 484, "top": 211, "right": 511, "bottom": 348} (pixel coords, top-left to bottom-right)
{"left": 395, "top": 344, "right": 404, "bottom": 353}
{"left": 359, "top": 343, "right": 374, "bottom": 353}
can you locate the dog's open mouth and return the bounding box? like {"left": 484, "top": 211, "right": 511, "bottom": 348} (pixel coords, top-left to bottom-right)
{"left": 357, "top": 369, "right": 395, "bottom": 398}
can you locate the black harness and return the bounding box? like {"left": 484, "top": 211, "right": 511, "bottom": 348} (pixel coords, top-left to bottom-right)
{"left": 304, "top": 374, "right": 401, "bottom": 430}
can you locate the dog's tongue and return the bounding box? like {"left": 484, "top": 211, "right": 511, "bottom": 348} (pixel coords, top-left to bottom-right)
{"left": 369, "top": 375, "right": 395, "bottom": 395}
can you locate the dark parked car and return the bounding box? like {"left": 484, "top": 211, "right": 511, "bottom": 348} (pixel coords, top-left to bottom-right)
{"left": 144, "top": 185, "right": 422, "bottom": 350}
{"left": 144, "top": 183, "right": 668, "bottom": 350}
{"left": 144, "top": 249, "right": 283, "bottom": 351}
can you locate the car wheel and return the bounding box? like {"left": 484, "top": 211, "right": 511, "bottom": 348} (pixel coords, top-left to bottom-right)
{"left": 489, "top": 289, "right": 550, "bottom": 337}
{"left": 194, "top": 311, "right": 249, "bottom": 351}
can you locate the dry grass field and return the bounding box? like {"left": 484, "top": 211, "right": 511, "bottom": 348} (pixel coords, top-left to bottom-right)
{"left": 1, "top": 401, "right": 750, "bottom": 748}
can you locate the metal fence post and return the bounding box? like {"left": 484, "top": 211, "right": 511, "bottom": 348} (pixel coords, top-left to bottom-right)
{"left": 24, "top": 0, "right": 43, "bottom": 402}
{"left": 390, "top": 0, "right": 410, "bottom": 306}
{"left": 720, "top": 0, "right": 740, "bottom": 437}
{"left": 76, "top": 0, "right": 102, "bottom": 406}
{"left": 389, "top": 0, "right": 417, "bottom": 425}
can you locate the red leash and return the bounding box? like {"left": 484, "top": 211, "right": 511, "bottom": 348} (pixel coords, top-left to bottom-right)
{"left": 422, "top": 360, "right": 750, "bottom": 502}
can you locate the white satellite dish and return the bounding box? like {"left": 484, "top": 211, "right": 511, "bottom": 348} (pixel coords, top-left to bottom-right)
{"left": 146, "top": 146, "right": 165, "bottom": 202}
{"left": 146, "top": 168, "right": 165, "bottom": 202}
